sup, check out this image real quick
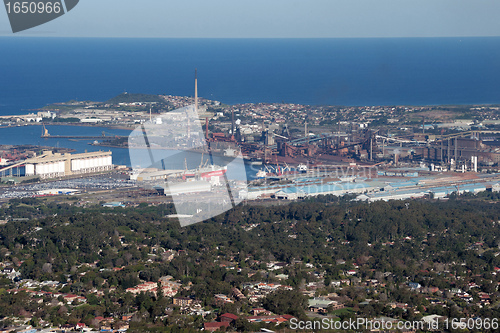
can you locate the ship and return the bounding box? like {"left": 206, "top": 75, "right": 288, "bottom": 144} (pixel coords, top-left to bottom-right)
{"left": 182, "top": 164, "right": 227, "bottom": 180}
{"left": 129, "top": 163, "right": 227, "bottom": 182}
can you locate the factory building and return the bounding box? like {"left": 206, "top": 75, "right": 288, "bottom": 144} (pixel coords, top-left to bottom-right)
{"left": 239, "top": 179, "right": 367, "bottom": 200}
{"left": 70, "top": 152, "right": 113, "bottom": 175}
{"left": 18, "top": 151, "right": 112, "bottom": 179}
{"left": 164, "top": 181, "right": 212, "bottom": 196}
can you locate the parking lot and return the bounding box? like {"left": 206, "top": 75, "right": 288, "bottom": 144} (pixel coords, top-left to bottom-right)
{"left": 0, "top": 172, "right": 135, "bottom": 201}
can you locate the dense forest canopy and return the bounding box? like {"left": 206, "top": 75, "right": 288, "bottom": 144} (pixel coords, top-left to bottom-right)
{"left": 2, "top": 196, "right": 500, "bottom": 284}
{"left": 0, "top": 195, "right": 500, "bottom": 331}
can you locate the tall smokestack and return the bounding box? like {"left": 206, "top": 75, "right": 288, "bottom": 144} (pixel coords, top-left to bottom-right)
{"left": 195, "top": 69, "right": 198, "bottom": 112}
{"left": 231, "top": 111, "right": 235, "bottom": 139}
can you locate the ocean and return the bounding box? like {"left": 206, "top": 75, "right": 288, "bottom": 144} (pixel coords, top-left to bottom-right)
{"left": 1, "top": 37, "right": 500, "bottom": 168}
{"left": 1, "top": 37, "right": 500, "bottom": 116}
{"left": 0, "top": 124, "right": 132, "bottom": 165}
{"left": 0, "top": 124, "right": 253, "bottom": 178}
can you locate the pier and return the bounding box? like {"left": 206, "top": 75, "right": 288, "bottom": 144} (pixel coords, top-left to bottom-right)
{"left": 40, "top": 123, "right": 127, "bottom": 140}
{"left": 41, "top": 135, "right": 127, "bottom": 139}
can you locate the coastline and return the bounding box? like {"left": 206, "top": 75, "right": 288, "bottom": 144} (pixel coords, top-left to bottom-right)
{"left": 26, "top": 122, "right": 133, "bottom": 131}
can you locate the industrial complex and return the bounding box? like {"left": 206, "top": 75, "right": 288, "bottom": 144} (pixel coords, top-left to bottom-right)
{"left": 239, "top": 166, "right": 500, "bottom": 202}
{"left": 3, "top": 72, "right": 500, "bottom": 207}
{"left": 119, "top": 74, "right": 500, "bottom": 205}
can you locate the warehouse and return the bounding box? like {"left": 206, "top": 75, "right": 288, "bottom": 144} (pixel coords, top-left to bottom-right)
{"left": 6, "top": 150, "right": 114, "bottom": 179}
{"left": 70, "top": 151, "right": 113, "bottom": 175}
{"left": 163, "top": 180, "right": 212, "bottom": 196}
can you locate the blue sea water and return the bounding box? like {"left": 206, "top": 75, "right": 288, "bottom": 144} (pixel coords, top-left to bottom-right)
{"left": 1, "top": 37, "right": 500, "bottom": 169}
{"left": 0, "top": 124, "right": 132, "bottom": 165}
{"left": 1, "top": 37, "right": 500, "bottom": 116}
{"left": 0, "top": 124, "right": 255, "bottom": 176}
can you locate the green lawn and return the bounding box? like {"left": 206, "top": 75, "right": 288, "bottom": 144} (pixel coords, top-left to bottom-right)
{"left": 330, "top": 307, "right": 354, "bottom": 317}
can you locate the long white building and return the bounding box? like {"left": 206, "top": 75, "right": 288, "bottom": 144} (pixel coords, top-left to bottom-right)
{"left": 23, "top": 151, "right": 112, "bottom": 179}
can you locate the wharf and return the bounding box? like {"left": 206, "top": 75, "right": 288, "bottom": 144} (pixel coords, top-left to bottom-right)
{"left": 41, "top": 135, "right": 127, "bottom": 140}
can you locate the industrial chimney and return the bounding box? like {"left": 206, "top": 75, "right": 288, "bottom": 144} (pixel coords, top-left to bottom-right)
{"left": 195, "top": 69, "right": 198, "bottom": 112}
{"left": 231, "top": 111, "right": 235, "bottom": 140}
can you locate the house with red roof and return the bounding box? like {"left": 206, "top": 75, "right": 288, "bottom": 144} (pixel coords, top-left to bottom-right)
{"left": 251, "top": 308, "right": 271, "bottom": 316}
{"left": 220, "top": 313, "right": 238, "bottom": 323}
{"left": 63, "top": 294, "right": 78, "bottom": 304}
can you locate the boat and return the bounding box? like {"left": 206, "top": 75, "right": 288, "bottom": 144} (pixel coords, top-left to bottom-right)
{"left": 182, "top": 164, "right": 227, "bottom": 180}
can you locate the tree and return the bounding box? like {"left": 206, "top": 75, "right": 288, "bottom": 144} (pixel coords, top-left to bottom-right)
{"left": 262, "top": 289, "right": 307, "bottom": 319}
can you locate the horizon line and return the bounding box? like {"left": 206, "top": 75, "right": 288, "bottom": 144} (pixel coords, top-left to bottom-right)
{"left": 1, "top": 35, "right": 500, "bottom": 40}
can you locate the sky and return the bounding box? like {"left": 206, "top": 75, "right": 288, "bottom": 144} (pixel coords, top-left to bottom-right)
{"left": 1, "top": 0, "right": 500, "bottom": 38}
